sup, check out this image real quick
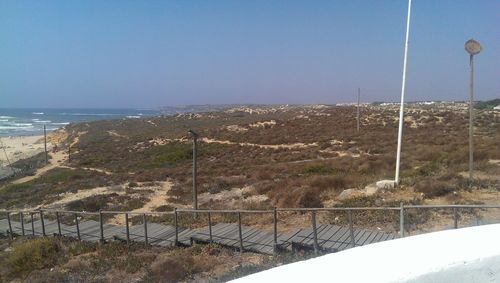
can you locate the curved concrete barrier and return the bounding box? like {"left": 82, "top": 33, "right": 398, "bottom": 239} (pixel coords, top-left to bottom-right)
{"left": 231, "top": 224, "right": 500, "bottom": 283}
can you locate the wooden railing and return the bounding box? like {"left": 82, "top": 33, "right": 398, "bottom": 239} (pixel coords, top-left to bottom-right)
{"left": 2, "top": 204, "right": 500, "bottom": 254}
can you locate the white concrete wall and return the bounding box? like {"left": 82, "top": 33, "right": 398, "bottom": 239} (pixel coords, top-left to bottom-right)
{"left": 231, "top": 224, "right": 500, "bottom": 283}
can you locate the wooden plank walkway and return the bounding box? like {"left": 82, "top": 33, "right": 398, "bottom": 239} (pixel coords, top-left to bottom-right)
{"left": 191, "top": 223, "right": 298, "bottom": 255}
{"left": 290, "top": 224, "right": 397, "bottom": 252}
{"left": 0, "top": 218, "right": 396, "bottom": 255}
{"left": 114, "top": 223, "right": 195, "bottom": 246}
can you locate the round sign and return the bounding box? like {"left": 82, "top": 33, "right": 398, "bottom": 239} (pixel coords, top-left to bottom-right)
{"left": 465, "top": 39, "right": 482, "bottom": 55}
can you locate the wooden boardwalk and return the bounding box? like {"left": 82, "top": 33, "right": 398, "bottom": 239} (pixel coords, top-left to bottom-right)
{"left": 191, "top": 223, "right": 296, "bottom": 254}
{"left": 0, "top": 218, "right": 396, "bottom": 255}
{"left": 114, "top": 223, "right": 195, "bottom": 247}
{"left": 289, "top": 224, "right": 397, "bottom": 252}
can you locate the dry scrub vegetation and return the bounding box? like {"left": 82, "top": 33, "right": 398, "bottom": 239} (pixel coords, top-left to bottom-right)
{"left": 1, "top": 103, "right": 499, "bottom": 214}
{"left": 0, "top": 103, "right": 498, "bottom": 281}
{"left": 0, "top": 236, "right": 289, "bottom": 282}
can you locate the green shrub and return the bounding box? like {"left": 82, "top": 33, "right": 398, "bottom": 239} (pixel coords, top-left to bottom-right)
{"left": 5, "top": 238, "right": 61, "bottom": 278}
{"left": 414, "top": 179, "right": 455, "bottom": 198}
{"left": 303, "top": 164, "right": 333, "bottom": 175}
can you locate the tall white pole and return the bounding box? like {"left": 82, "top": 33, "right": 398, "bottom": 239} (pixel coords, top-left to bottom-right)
{"left": 395, "top": 0, "right": 412, "bottom": 185}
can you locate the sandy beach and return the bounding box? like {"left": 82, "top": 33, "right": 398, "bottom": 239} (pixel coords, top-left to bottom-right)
{"left": 0, "top": 135, "right": 46, "bottom": 165}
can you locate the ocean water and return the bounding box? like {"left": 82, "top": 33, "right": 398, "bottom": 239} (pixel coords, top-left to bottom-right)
{"left": 0, "top": 108, "right": 161, "bottom": 137}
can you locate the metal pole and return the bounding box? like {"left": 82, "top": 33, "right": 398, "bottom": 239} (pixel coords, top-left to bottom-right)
{"left": 348, "top": 210, "right": 355, "bottom": 247}
{"left": 311, "top": 211, "right": 319, "bottom": 254}
{"left": 273, "top": 207, "right": 278, "bottom": 254}
{"left": 192, "top": 134, "right": 198, "bottom": 212}
{"left": 7, "top": 212, "right": 12, "bottom": 240}
{"left": 208, "top": 212, "right": 213, "bottom": 243}
{"left": 125, "top": 213, "right": 130, "bottom": 244}
{"left": 99, "top": 210, "right": 104, "bottom": 243}
{"left": 395, "top": 0, "right": 412, "bottom": 185}
{"left": 469, "top": 54, "right": 474, "bottom": 182}
{"left": 40, "top": 210, "right": 46, "bottom": 236}
{"left": 31, "top": 213, "right": 35, "bottom": 236}
{"left": 44, "top": 125, "right": 48, "bottom": 164}
{"left": 20, "top": 212, "right": 25, "bottom": 236}
{"left": 56, "top": 212, "right": 62, "bottom": 236}
{"left": 357, "top": 88, "right": 360, "bottom": 132}
{"left": 143, "top": 214, "right": 148, "bottom": 246}
{"left": 238, "top": 212, "right": 244, "bottom": 253}
{"left": 174, "top": 208, "right": 179, "bottom": 246}
{"left": 399, "top": 202, "right": 405, "bottom": 238}
{"left": 453, "top": 208, "right": 458, "bottom": 229}
{"left": 75, "top": 213, "right": 81, "bottom": 240}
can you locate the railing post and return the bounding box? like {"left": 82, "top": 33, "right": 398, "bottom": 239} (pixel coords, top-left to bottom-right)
{"left": 348, "top": 210, "right": 355, "bottom": 248}
{"left": 143, "top": 213, "right": 148, "bottom": 246}
{"left": 453, "top": 207, "right": 458, "bottom": 229}
{"left": 311, "top": 210, "right": 319, "bottom": 254}
{"left": 99, "top": 210, "right": 104, "bottom": 243}
{"left": 30, "top": 213, "right": 35, "bottom": 236}
{"left": 125, "top": 213, "right": 130, "bottom": 244}
{"left": 40, "top": 210, "right": 46, "bottom": 236}
{"left": 7, "top": 212, "right": 13, "bottom": 240}
{"left": 238, "top": 212, "right": 244, "bottom": 253}
{"left": 20, "top": 212, "right": 25, "bottom": 236}
{"left": 208, "top": 212, "right": 213, "bottom": 243}
{"left": 273, "top": 207, "right": 278, "bottom": 254}
{"left": 56, "top": 212, "right": 62, "bottom": 236}
{"left": 399, "top": 202, "right": 405, "bottom": 238}
{"left": 174, "top": 208, "right": 179, "bottom": 246}
{"left": 74, "top": 213, "right": 81, "bottom": 240}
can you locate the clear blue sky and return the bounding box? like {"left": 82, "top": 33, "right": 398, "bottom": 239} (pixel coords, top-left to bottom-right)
{"left": 1, "top": 0, "right": 498, "bottom": 108}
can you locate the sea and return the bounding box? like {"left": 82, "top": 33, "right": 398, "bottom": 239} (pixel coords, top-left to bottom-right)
{"left": 0, "top": 108, "right": 162, "bottom": 137}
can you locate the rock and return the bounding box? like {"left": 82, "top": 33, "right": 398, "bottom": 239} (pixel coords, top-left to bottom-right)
{"left": 338, "top": 188, "right": 360, "bottom": 200}
{"left": 376, "top": 179, "right": 396, "bottom": 190}
{"left": 364, "top": 183, "right": 379, "bottom": 196}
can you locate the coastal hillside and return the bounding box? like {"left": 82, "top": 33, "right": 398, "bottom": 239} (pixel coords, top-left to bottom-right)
{"left": 1, "top": 103, "right": 499, "bottom": 281}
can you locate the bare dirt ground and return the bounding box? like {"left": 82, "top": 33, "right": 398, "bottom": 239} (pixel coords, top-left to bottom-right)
{"left": 201, "top": 137, "right": 318, "bottom": 149}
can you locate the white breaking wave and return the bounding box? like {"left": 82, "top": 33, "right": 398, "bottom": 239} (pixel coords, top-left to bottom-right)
{"left": 10, "top": 123, "right": 33, "bottom": 127}
{"left": 52, "top": 122, "right": 70, "bottom": 125}
{"left": 0, "top": 126, "right": 35, "bottom": 130}
{"left": 0, "top": 116, "right": 14, "bottom": 119}
{"left": 32, "top": 112, "right": 44, "bottom": 115}
{"left": 59, "top": 113, "right": 122, "bottom": 116}
{"left": 33, "top": 120, "right": 52, "bottom": 123}
{"left": 126, "top": 115, "right": 141, "bottom": 119}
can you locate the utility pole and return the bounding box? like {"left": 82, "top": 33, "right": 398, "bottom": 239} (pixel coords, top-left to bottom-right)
{"left": 464, "top": 39, "right": 482, "bottom": 184}
{"left": 357, "top": 88, "right": 360, "bottom": 132}
{"left": 395, "top": 0, "right": 412, "bottom": 186}
{"left": 188, "top": 130, "right": 198, "bottom": 213}
{"left": 67, "top": 137, "right": 71, "bottom": 163}
{"left": 44, "top": 125, "right": 48, "bottom": 164}
{"left": 0, "top": 138, "right": 16, "bottom": 176}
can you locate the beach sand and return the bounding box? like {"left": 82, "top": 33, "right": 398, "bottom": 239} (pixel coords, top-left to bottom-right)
{"left": 0, "top": 135, "right": 46, "bottom": 165}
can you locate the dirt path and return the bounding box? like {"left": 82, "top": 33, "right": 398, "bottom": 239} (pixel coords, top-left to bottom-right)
{"left": 108, "top": 181, "right": 179, "bottom": 225}
{"left": 47, "top": 186, "right": 123, "bottom": 208}
{"left": 11, "top": 138, "right": 111, "bottom": 184}
{"left": 200, "top": 137, "right": 318, "bottom": 150}
{"left": 11, "top": 149, "right": 67, "bottom": 184}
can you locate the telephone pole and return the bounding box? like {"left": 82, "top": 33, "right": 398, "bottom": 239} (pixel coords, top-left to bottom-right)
{"left": 357, "top": 88, "right": 360, "bottom": 132}
{"left": 44, "top": 125, "right": 48, "bottom": 164}
{"left": 188, "top": 130, "right": 198, "bottom": 213}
